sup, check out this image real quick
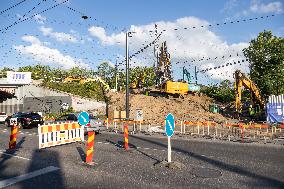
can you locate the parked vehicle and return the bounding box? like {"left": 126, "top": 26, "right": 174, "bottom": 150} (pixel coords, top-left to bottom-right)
{"left": 0, "top": 112, "right": 7, "bottom": 123}
{"left": 55, "top": 113, "right": 106, "bottom": 134}
{"left": 5, "top": 112, "right": 44, "bottom": 129}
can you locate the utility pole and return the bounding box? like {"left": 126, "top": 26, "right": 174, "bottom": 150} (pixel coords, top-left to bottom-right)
{"left": 125, "top": 32, "right": 130, "bottom": 120}
{"left": 194, "top": 66, "right": 198, "bottom": 84}
{"left": 115, "top": 58, "right": 118, "bottom": 91}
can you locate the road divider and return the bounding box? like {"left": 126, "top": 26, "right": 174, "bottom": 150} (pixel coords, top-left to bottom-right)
{"left": 86, "top": 131, "right": 95, "bottom": 164}
{"left": 124, "top": 124, "right": 129, "bottom": 150}
{"left": 38, "top": 122, "right": 84, "bottom": 149}
{"left": 9, "top": 123, "right": 18, "bottom": 150}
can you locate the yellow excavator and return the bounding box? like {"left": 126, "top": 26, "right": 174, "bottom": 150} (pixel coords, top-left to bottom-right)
{"left": 80, "top": 77, "right": 110, "bottom": 91}
{"left": 151, "top": 41, "right": 188, "bottom": 97}
{"left": 63, "top": 76, "right": 81, "bottom": 83}
{"left": 63, "top": 76, "right": 110, "bottom": 91}
{"left": 234, "top": 70, "right": 265, "bottom": 119}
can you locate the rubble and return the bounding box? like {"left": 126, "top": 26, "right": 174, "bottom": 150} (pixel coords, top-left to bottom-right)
{"left": 107, "top": 92, "right": 230, "bottom": 125}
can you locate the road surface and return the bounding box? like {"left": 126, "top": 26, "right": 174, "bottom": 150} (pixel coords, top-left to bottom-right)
{"left": 0, "top": 124, "right": 284, "bottom": 189}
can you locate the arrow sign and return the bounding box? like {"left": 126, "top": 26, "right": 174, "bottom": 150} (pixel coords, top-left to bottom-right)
{"left": 165, "top": 113, "right": 175, "bottom": 137}
{"left": 78, "top": 111, "right": 89, "bottom": 126}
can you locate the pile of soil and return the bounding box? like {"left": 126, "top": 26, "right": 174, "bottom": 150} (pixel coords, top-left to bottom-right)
{"left": 107, "top": 92, "right": 229, "bottom": 125}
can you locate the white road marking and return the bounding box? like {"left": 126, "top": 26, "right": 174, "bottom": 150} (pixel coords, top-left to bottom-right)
{"left": 25, "top": 132, "right": 29, "bottom": 134}
{"left": 2, "top": 131, "right": 6, "bottom": 133}
{"left": 97, "top": 142, "right": 102, "bottom": 144}
{"left": 144, "top": 148, "right": 150, "bottom": 150}
{"left": 28, "top": 134, "right": 32, "bottom": 136}
{"left": 104, "top": 142, "right": 109, "bottom": 144}
{"left": 0, "top": 166, "right": 60, "bottom": 188}
{"left": 0, "top": 151, "right": 30, "bottom": 161}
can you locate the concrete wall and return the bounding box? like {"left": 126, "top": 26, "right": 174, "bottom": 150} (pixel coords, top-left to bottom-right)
{"left": 0, "top": 83, "right": 106, "bottom": 115}
{"left": 23, "top": 96, "right": 72, "bottom": 114}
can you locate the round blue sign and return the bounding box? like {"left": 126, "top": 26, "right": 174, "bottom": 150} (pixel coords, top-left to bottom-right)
{"left": 165, "top": 113, "right": 175, "bottom": 137}
{"left": 78, "top": 111, "right": 89, "bottom": 126}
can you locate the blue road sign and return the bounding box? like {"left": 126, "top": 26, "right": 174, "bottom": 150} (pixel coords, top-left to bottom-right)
{"left": 78, "top": 111, "right": 89, "bottom": 126}
{"left": 165, "top": 113, "right": 175, "bottom": 137}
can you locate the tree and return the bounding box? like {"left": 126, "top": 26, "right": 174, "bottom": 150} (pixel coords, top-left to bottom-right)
{"left": 0, "top": 67, "right": 14, "bottom": 77}
{"left": 243, "top": 30, "right": 284, "bottom": 97}
{"left": 96, "top": 62, "right": 116, "bottom": 89}
{"left": 201, "top": 79, "right": 235, "bottom": 103}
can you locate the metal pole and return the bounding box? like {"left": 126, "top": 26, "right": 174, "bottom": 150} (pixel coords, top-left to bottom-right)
{"left": 195, "top": 66, "right": 198, "bottom": 84}
{"left": 126, "top": 32, "right": 130, "bottom": 120}
{"left": 167, "top": 136, "right": 171, "bottom": 163}
{"left": 115, "top": 59, "right": 118, "bottom": 91}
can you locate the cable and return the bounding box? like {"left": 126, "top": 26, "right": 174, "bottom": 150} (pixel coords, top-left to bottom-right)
{"left": 197, "top": 59, "right": 248, "bottom": 73}
{"left": 0, "top": 0, "right": 69, "bottom": 33}
{"left": 129, "top": 14, "right": 276, "bottom": 35}
{"left": 0, "top": 0, "right": 28, "bottom": 15}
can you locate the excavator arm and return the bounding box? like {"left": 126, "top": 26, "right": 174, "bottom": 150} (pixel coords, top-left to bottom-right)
{"left": 234, "top": 70, "right": 265, "bottom": 113}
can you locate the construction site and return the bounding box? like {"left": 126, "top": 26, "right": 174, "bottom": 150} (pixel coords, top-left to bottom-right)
{"left": 1, "top": 1, "right": 284, "bottom": 188}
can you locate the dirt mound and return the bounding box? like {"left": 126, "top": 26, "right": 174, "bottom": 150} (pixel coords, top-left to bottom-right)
{"left": 108, "top": 92, "right": 229, "bottom": 125}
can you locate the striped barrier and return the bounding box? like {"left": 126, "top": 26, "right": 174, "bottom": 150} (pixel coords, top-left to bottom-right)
{"left": 124, "top": 124, "right": 129, "bottom": 150}
{"left": 9, "top": 124, "right": 17, "bottom": 149}
{"left": 86, "top": 131, "right": 95, "bottom": 164}
{"left": 38, "top": 122, "right": 84, "bottom": 149}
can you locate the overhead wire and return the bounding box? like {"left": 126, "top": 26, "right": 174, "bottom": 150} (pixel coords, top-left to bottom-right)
{"left": 0, "top": 0, "right": 28, "bottom": 15}
{"left": 0, "top": 0, "right": 69, "bottom": 33}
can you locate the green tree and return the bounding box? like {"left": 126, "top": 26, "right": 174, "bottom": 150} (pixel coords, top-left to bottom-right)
{"left": 0, "top": 67, "right": 15, "bottom": 78}
{"left": 243, "top": 30, "right": 284, "bottom": 97}
{"left": 96, "top": 62, "right": 116, "bottom": 88}
{"left": 202, "top": 79, "right": 235, "bottom": 103}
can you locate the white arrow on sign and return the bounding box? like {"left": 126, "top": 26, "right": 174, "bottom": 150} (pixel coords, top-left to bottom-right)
{"left": 81, "top": 115, "right": 87, "bottom": 122}
{"left": 167, "top": 120, "right": 174, "bottom": 132}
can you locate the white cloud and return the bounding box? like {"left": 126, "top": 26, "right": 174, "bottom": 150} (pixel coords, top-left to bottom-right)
{"left": 34, "top": 14, "right": 46, "bottom": 24}
{"left": 22, "top": 35, "right": 41, "bottom": 45}
{"left": 222, "top": 0, "right": 239, "bottom": 13}
{"left": 88, "top": 26, "right": 125, "bottom": 46}
{"left": 14, "top": 35, "right": 89, "bottom": 69}
{"left": 250, "top": 1, "right": 283, "bottom": 14}
{"left": 89, "top": 16, "right": 249, "bottom": 82}
{"left": 39, "top": 26, "right": 78, "bottom": 43}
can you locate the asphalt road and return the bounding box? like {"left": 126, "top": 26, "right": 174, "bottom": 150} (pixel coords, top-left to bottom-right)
{"left": 0, "top": 124, "right": 284, "bottom": 189}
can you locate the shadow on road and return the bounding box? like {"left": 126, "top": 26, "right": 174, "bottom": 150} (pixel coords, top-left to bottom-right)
{"left": 76, "top": 146, "right": 86, "bottom": 162}
{"left": 19, "top": 149, "right": 66, "bottom": 189}
{"left": 106, "top": 139, "right": 160, "bottom": 163}
{"left": 0, "top": 136, "right": 26, "bottom": 179}
{"left": 130, "top": 135, "right": 284, "bottom": 188}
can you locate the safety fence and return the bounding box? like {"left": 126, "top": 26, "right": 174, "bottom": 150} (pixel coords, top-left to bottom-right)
{"left": 104, "top": 119, "right": 284, "bottom": 142}
{"left": 38, "top": 122, "right": 84, "bottom": 149}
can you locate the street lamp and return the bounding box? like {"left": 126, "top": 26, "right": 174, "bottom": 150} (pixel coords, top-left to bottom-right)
{"left": 125, "top": 32, "right": 130, "bottom": 120}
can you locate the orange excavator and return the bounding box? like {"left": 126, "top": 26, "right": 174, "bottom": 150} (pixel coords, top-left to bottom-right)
{"left": 234, "top": 70, "right": 265, "bottom": 118}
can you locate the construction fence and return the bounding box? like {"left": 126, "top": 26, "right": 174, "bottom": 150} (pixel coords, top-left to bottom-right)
{"left": 104, "top": 119, "right": 284, "bottom": 143}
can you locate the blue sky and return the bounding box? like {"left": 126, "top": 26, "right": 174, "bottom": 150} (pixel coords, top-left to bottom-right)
{"left": 0, "top": 0, "right": 283, "bottom": 84}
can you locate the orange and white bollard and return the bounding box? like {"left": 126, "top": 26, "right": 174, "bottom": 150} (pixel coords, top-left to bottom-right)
{"left": 9, "top": 123, "right": 18, "bottom": 149}
{"left": 86, "top": 131, "right": 95, "bottom": 164}
{"left": 124, "top": 124, "right": 129, "bottom": 150}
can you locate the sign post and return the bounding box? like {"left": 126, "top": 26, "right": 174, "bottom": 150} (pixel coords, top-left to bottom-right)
{"left": 165, "top": 113, "right": 175, "bottom": 163}
{"left": 9, "top": 118, "right": 18, "bottom": 150}
{"left": 78, "top": 112, "right": 95, "bottom": 165}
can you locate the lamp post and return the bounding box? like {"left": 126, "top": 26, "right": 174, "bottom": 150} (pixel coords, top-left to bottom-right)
{"left": 125, "top": 32, "right": 130, "bottom": 120}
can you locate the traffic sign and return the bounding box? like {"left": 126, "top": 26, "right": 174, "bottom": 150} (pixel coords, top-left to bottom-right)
{"left": 10, "top": 118, "right": 17, "bottom": 126}
{"left": 78, "top": 111, "right": 89, "bottom": 126}
{"left": 136, "top": 109, "right": 143, "bottom": 121}
{"left": 165, "top": 113, "right": 175, "bottom": 137}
